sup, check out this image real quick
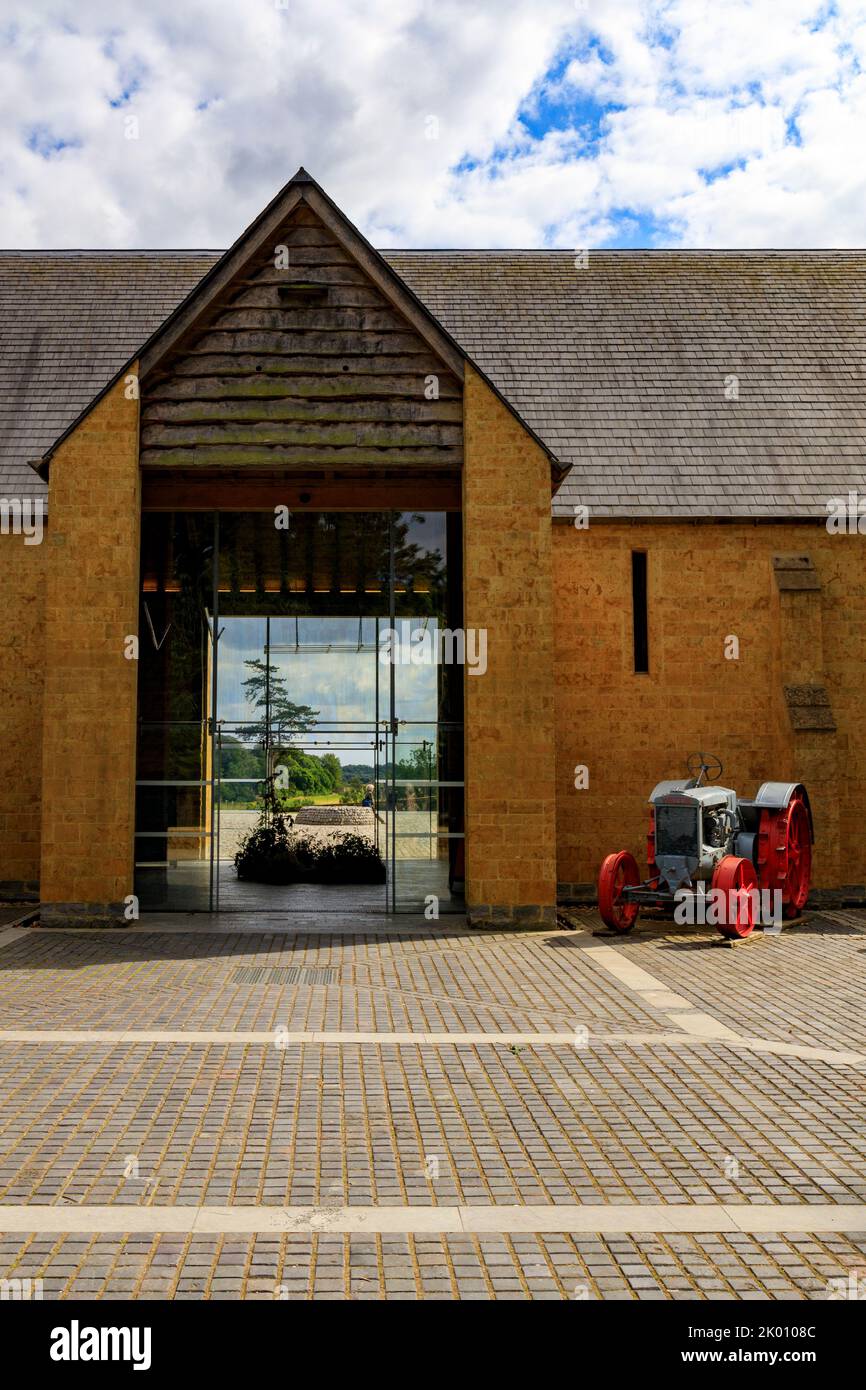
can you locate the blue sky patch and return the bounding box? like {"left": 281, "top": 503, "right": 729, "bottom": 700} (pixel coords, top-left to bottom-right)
{"left": 24, "top": 126, "right": 82, "bottom": 159}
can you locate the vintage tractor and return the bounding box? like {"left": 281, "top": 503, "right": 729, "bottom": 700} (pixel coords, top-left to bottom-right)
{"left": 598, "top": 753, "right": 813, "bottom": 938}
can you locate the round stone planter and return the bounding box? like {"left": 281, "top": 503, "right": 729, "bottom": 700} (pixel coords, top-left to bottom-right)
{"left": 293, "top": 805, "right": 375, "bottom": 826}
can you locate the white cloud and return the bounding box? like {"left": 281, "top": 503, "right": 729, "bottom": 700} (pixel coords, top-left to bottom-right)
{"left": 1, "top": 0, "right": 865, "bottom": 247}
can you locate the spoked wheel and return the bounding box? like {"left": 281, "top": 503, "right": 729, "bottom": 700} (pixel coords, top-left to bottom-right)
{"left": 757, "top": 793, "right": 812, "bottom": 920}
{"left": 598, "top": 851, "right": 640, "bottom": 932}
{"left": 711, "top": 855, "right": 758, "bottom": 938}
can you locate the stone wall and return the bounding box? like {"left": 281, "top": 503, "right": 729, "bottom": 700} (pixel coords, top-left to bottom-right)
{"left": 462, "top": 365, "right": 558, "bottom": 925}
{"left": 8, "top": 370, "right": 865, "bottom": 920}
{"left": 39, "top": 371, "right": 141, "bottom": 924}
{"left": 0, "top": 531, "right": 45, "bottom": 897}
{"left": 553, "top": 521, "right": 866, "bottom": 899}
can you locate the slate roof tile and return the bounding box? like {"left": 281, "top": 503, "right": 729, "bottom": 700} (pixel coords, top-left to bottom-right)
{"left": 1, "top": 248, "right": 865, "bottom": 518}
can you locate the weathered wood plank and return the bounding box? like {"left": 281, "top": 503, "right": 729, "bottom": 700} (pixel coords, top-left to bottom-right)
{"left": 138, "top": 187, "right": 304, "bottom": 378}
{"left": 303, "top": 189, "right": 464, "bottom": 380}
{"left": 230, "top": 284, "right": 387, "bottom": 309}
{"left": 141, "top": 203, "right": 463, "bottom": 467}
{"left": 159, "top": 352, "right": 453, "bottom": 378}
{"left": 290, "top": 204, "right": 323, "bottom": 224}
{"left": 268, "top": 224, "right": 349, "bottom": 247}
{"left": 246, "top": 241, "right": 355, "bottom": 265}
{"left": 146, "top": 371, "right": 461, "bottom": 400}
{"left": 140, "top": 446, "right": 463, "bottom": 469}
{"left": 189, "top": 329, "right": 431, "bottom": 356}
{"left": 141, "top": 421, "right": 463, "bottom": 448}
{"left": 142, "top": 397, "right": 463, "bottom": 425}
{"left": 210, "top": 307, "right": 407, "bottom": 333}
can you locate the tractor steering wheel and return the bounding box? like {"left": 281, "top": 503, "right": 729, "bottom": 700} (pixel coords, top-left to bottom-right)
{"left": 686, "top": 751, "right": 723, "bottom": 785}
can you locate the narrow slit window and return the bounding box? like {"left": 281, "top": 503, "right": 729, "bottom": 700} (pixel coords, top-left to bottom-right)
{"left": 631, "top": 551, "right": 649, "bottom": 673}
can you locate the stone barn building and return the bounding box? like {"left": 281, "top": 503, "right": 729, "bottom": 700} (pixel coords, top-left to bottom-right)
{"left": 0, "top": 168, "right": 864, "bottom": 925}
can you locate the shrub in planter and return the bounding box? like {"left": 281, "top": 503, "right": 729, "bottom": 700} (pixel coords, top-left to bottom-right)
{"left": 234, "top": 822, "right": 321, "bottom": 883}
{"left": 234, "top": 828, "right": 285, "bottom": 883}
{"left": 234, "top": 776, "right": 386, "bottom": 885}
{"left": 314, "top": 834, "right": 387, "bottom": 884}
{"left": 233, "top": 808, "right": 288, "bottom": 883}
{"left": 234, "top": 776, "right": 319, "bottom": 884}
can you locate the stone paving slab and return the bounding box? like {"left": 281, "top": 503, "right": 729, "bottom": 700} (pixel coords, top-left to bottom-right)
{"left": 3, "top": 1200, "right": 866, "bottom": 1234}
{"left": 1, "top": 1040, "right": 864, "bottom": 1208}
{"left": 6, "top": 911, "right": 864, "bottom": 1049}
{"left": 1, "top": 1229, "right": 865, "bottom": 1300}
{"left": 2, "top": 913, "right": 866, "bottom": 1300}
{"left": 0, "top": 929, "right": 679, "bottom": 1035}
{"left": 566, "top": 911, "right": 866, "bottom": 1050}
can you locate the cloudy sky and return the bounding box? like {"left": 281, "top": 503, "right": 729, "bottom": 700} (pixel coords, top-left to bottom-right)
{"left": 2, "top": 0, "right": 866, "bottom": 249}
{"left": 218, "top": 616, "right": 438, "bottom": 767}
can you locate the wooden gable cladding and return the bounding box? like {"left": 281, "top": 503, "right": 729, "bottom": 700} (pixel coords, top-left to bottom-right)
{"left": 140, "top": 204, "right": 463, "bottom": 472}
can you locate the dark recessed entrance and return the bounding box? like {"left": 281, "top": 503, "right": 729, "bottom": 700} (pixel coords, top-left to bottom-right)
{"left": 134, "top": 508, "right": 464, "bottom": 914}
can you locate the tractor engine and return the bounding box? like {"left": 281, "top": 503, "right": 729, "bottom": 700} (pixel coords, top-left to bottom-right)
{"left": 597, "top": 753, "right": 814, "bottom": 939}
{"left": 651, "top": 785, "right": 744, "bottom": 892}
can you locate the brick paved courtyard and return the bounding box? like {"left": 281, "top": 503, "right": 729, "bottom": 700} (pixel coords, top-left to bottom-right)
{"left": 1, "top": 908, "right": 866, "bottom": 1300}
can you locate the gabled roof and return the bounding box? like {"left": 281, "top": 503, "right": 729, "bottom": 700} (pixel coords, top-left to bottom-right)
{"left": 23, "top": 168, "right": 563, "bottom": 489}
{"left": 389, "top": 249, "right": 866, "bottom": 520}
{"left": 2, "top": 234, "right": 866, "bottom": 518}
{"left": 0, "top": 251, "right": 216, "bottom": 500}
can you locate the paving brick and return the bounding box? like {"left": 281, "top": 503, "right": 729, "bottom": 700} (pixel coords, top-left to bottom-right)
{"left": 1, "top": 918, "right": 866, "bottom": 1298}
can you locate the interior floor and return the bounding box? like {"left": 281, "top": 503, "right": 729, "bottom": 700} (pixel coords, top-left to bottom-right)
{"left": 137, "top": 857, "right": 464, "bottom": 916}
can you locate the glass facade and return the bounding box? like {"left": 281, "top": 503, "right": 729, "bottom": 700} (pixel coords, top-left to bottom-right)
{"left": 134, "top": 510, "right": 464, "bottom": 913}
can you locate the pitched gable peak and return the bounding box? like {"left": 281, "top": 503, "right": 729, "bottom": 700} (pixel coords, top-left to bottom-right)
{"left": 36, "top": 169, "right": 563, "bottom": 480}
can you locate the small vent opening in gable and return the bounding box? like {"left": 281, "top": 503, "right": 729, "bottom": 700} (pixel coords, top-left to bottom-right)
{"left": 277, "top": 282, "right": 329, "bottom": 304}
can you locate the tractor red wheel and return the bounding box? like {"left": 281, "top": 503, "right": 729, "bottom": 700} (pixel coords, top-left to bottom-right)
{"left": 782, "top": 797, "right": 811, "bottom": 917}
{"left": 598, "top": 851, "right": 640, "bottom": 931}
{"left": 711, "top": 855, "right": 758, "bottom": 938}
{"left": 757, "top": 794, "right": 812, "bottom": 920}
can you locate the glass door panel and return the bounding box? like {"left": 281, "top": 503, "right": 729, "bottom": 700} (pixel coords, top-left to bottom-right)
{"left": 214, "top": 613, "right": 387, "bottom": 911}
{"left": 388, "top": 721, "right": 464, "bottom": 913}
{"left": 134, "top": 512, "right": 215, "bottom": 911}
{"left": 135, "top": 509, "right": 463, "bottom": 914}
